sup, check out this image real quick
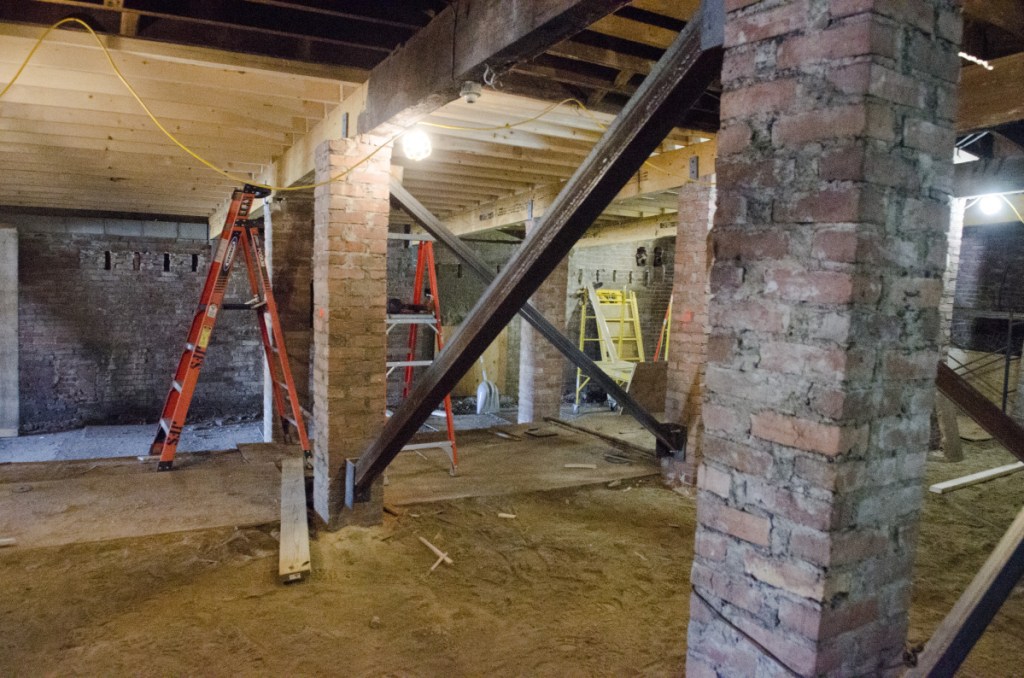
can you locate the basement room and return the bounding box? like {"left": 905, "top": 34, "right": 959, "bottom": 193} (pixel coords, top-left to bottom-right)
{"left": 1, "top": 0, "right": 1023, "bottom": 675}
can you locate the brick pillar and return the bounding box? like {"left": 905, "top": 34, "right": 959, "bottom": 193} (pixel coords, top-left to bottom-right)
{"left": 934, "top": 198, "right": 965, "bottom": 452}
{"left": 0, "top": 225, "right": 17, "bottom": 437}
{"left": 518, "top": 219, "right": 568, "bottom": 423}
{"left": 312, "top": 137, "right": 391, "bottom": 528}
{"left": 664, "top": 177, "right": 715, "bottom": 484}
{"left": 687, "top": 3, "right": 960, "bottom": 677}
{"left": 264, "top": 191, "right": 314, "bottom": 442}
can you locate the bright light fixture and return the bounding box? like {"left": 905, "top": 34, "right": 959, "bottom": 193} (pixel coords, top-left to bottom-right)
{"left": 402, "top": 129, "right": 432, "bottom": 161}
{"left": 978, "top": 194, "right": 1003, "bottom": 216}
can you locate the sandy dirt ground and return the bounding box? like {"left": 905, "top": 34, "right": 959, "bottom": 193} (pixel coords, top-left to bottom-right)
{"left": 0, "top": 434, "right": 1021, "bottom": 676}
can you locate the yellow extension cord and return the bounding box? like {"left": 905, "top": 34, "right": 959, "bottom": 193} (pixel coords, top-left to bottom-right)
{"left": 0, "top": 18, "right": 670, "bottom": 192}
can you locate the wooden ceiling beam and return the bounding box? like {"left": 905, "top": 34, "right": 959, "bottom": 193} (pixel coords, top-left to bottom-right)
{"left": 588, "top": 14, "right": 677, "bottom": 49}
{"left": 358, "top": 0, "right": 631, "bottom": 132}
{"left": 441, "top": 140, "right": 714, "bottom": 234}
{"left": 0, "top": 83, "right": 308, "bottom": 133}
{"left": 0, "top": 21, "right": 366, "bottom": 82}
{"left": 628, "top": 0, "right": 700, "bottom": 23}
{"left": 0, "top": 101, "right": 292, "bottom": 144}
{"left": 958, "top": 51, "right": 1024, "bottom": 132}
{"left": 30, "top": 0, "right": 396, "bottom": 56}
{"left": 0, "top": 42, "right": 345, "bottom": 104}
{"left": 963, "top": 0, "right": 1024, "bottom": 39}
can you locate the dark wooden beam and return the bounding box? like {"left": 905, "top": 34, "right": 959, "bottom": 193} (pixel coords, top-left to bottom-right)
{"left": 959, "top": 51, "right": 1024, "bottom": 132}
{"left": 352, "top": 2, "right": 723, "bottom": 493}
{"left": 964, "top": 0, "right": 1024, "bottom": 40}
{"left": 908, "top": 506, "right": 1024, "bottom": 677}
{"left": 357, "top": 0, "right": 632, "bottom": 133}
{"left": 390, "top": 179, "right": 677, "bottom": 450}
{"left": 935, "top": 362, "right": 1024, "bottom": 463}
{"left": 954, "top": 155, "right": 1024, "bottom": 197}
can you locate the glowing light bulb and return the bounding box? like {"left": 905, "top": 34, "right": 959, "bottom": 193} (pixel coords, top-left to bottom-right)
{"left": 402, "top": 129, "right": 432, "bottom": 161}
{"left": 979, "top": 194, "right": 1003, "bottom": 216}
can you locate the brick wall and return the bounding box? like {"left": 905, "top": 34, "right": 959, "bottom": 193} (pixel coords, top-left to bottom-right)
{"left": 951, "top": 220, "right": 1024, "bottom": 352}
{"left": 665, "top": 179, "right": 715, "bottom": 484}
{"left": 18, "top": 227, "right": 261, "bottom": 433}
{"left": 267, "top": 193, "right": 315, "bottom": 414}
{"left": 567, "top": 237, "right": 674, "bottom": 395}
{"left": 312, "top": 136, "right": 391, "bottom": 527}
{"left": 688, "top": 2, "right": 960, "bottom": 676}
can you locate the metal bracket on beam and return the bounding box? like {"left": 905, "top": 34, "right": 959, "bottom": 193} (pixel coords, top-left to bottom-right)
{"left": 344, "top": 459, "right": 372, "bottom": 508}
{"left": 654, "top": 423, "right": 687, "bottom": 459}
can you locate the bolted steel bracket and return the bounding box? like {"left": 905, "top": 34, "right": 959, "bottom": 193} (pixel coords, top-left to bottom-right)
{"left": 344, "top": 458, "right": 372, "bottom": 508}
{"left": 655, "top": 423, "right": 687, "bottom": 459}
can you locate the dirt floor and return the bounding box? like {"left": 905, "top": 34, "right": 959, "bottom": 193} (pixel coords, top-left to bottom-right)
{"left": 0, "top": 422, "right": 1022, "bottom": 676}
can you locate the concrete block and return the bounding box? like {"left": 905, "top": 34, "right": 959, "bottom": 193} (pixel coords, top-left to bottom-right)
{"left": 178, "top": 222, "right": 211, "bottom": 241}
{"left": 14, "top": 215, "right": 65, "bottom": 233}
{"left": 103, "top": 219, "right": 143, "bottom": 237}
{"left": 0, "top": 227, "right": 18, "bottom": 435}
{"left": 66, "top": 218, "right": 105, "bottom": 235}
{"left": 142, "top": 221, "right": 179, "bottom": 239}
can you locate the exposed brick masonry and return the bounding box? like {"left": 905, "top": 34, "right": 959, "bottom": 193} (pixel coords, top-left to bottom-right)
{"left": 665, "top": 178, "right": 715, "bottom": 484}
{"left": 687, "top": 2, "right": 960, "bottom": 676}
{"left": 312, "top": 136, "right": 391, "bottom": 527}
{"left": 18, "top": 230, "right": 260, "bottom": 433}
{"left": 519, "top": 220, "right": 569, "bottom": 423}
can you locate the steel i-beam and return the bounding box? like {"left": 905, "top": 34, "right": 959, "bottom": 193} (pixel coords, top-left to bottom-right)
{"left": 350, "top": 0, "right": 724, "bottom": 496}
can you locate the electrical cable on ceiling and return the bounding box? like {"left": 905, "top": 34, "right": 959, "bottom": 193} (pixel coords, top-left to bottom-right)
{"left": 1, "top": 17, "right": 706, "bottom": 194}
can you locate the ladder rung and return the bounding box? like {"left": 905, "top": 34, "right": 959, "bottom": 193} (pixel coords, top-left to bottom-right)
{"left": 284, "top": 415, "right": 298, "bottom": 427}
{"left": 388, "top": 232, "right": 435, "bottom": 242}
{"left": 386, "top": 360, "right": 433, "bottom": 368}
{"left": 159, "top": 418, "right": 171, "bottom": 433}
{"left": 277, "top": 380, "right": 290, "bottom": 391}
{"left": 172, "top": 380, "right": 182, "bottom": 392}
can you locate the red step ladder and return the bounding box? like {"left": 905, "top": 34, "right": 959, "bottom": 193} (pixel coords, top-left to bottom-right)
{"left": 150, "top": 186, "right": 310, "bottom": 470}
{"left": 385, "top": 235, "right": 458, "bottom": 474}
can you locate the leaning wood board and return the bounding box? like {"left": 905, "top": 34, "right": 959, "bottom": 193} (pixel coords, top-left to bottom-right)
{"left": 929, "top": 462, "right": 1024, "bottom": 495}
{"left": 278, "top": 458, "right": 311, "bottom": 583}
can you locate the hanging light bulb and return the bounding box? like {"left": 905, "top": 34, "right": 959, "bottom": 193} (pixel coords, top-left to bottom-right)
{"left": 402, "top": 129, "right": 432, "bottom": 161}
{"left": 978, "top": 194, "right": 1003, "bottom": 216}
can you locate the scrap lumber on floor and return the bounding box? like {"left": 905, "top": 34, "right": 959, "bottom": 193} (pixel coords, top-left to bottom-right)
{"left": 279, "top": 457, "right": 311, "bottom": 583}
{"left": 929, "top": 462, "right": 1024, "bottom": 495}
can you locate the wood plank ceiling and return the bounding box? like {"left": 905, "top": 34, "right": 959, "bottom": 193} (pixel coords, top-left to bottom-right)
{"left": 0, "top": 1, "right": 701, "bottom": 224}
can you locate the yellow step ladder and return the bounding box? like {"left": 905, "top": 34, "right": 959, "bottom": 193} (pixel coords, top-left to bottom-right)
{"left": 574, "top": 283, "right": 645, "bottom": 411}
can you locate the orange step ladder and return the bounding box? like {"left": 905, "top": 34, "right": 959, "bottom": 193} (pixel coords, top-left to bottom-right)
{"left": 385, "top": 235, "right": 458, "bottom": 474}
{"left": 150, "top": 186, "right": 310, "bottom": 470}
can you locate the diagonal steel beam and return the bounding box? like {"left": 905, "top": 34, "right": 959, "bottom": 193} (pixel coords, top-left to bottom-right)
{"left": 389, "top": 179, "right": 679, "bottom": 450}
{"left": 352, "top": 1, "right": 724, "bottom": 494}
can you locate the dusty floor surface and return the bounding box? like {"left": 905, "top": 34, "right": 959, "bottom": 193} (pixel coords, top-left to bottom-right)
{"left": 0, "top": 429, "right": 1021, "bottom": 675}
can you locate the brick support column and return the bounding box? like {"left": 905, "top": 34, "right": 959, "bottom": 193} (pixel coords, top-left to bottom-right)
{"left": 934, "top": 198, "right": 965, "bottom": 452}
{"left": 664, "top": 178, "right": 715, "bottom": 484}
{"left": 0, "top": 225, "right": 17, "bottom": 437}
{"left": 312, "top": 137, "right": 391, "bottom": 528}
{"left": 687, "top": 3, "right": 960, "bottom": 676}
{"left": 264, "top": 191, "right": 314, "bottom": 443}
{"left": 518, "top": 220, "right": 568, "bottom": 423}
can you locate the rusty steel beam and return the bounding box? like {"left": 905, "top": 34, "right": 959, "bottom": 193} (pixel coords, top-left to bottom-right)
{"left": 350, "top": 1, "right": 724, "bottom": 495}
{"left": 389, "top": 178, "right": 680, "bottom": 451}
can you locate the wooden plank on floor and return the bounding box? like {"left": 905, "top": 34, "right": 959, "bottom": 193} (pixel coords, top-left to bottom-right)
{"left": 929, "top": 462, "right": 1024, "bottom": 495}
{"left": 909, "top": 506, "right": 1024, "bottom": 676}
{"left": 278, "top": 458, "right": 311, "bottom": 584}
{"left": 0, "top": 463, "right": 281, "bottom": 548}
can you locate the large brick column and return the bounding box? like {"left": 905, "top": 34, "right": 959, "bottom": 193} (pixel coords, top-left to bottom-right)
{"left": 264, "top": 191, "right": 314, "bottom": 442}
{"left": 664, "top": 178, "right": 715, "bottom": 484}
{"left": 312, "top": 137, "right": 391, "bottom": 528}
{"left": 687, "top": 3, "right": 960, "bottom": 676}
{"left": 518, "top": 219, "right": 568, "bottom": 423}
